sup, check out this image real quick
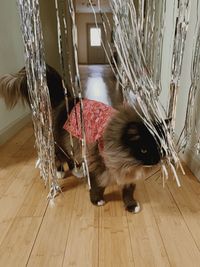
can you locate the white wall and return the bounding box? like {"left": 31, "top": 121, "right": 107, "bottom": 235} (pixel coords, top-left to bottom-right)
{"left": 0, "top": 1, "right": 30, "bottom": 144}
{"left": 176, "top": 0, "right": 199, "bottom": 136}
{"left": 160, "top": 0, "right": 176, "bottom": 110}
{"left": 177, "top": 0, "right": 200, "bottom": 179}
{"left": 76, "top": 13, "right": 113, "bottom": 64}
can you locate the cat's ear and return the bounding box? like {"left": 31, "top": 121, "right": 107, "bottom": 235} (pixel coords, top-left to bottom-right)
{"left": 127, "top": 124, "right": 140, "bottom": 141}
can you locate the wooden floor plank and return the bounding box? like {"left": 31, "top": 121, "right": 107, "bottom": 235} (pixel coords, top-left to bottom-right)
{"left": 99, "top": 216, "right": 134, "bottom": 267}
{"left": 0, "top": 159, "right": 35, "bottom": 198}
{"left": 0, "top": 178, "right": 49, "bottom": 267}
{"left": 16, "top": 180, "right": 48, "bottom": 218}
{"left": 127, "top": 181, "right": 170, "bottom": 267}
{"left": 27, "top": 177, "right": 79, "bottom": 267}
{"left": 98, "top": 186, "right": 134, "bottom": 267}
{"left": 181, "top": 163, "right": 200, "bottom": 195}
{"left": 0, "top": 216, "right": 42, "bottom": 267}
{"left": 62, "top": 181, "right": 99, "bottom": 267}
{"left": 0, "top": 123, "right": 33, "bottom": 156}
{"left": 0, "top": 137, "right": 35, "bottom": 198}
{"left": 167, "top": 171, "right": 200, "bottom": 250}
{"left": 0, "top": 159, "right": 38, "bottom": 246}
{"left": 145, "top": 178, "right": 200, "bottom": 267}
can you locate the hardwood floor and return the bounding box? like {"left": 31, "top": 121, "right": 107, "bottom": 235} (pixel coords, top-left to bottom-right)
{"left": 79, "top": 64, "right": 123, "bottom": 108}
{"left": 1, "top": 65, "right": 200, "bottom": 267}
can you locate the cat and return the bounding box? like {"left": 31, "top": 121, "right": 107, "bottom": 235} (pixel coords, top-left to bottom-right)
{"left": 0, "top": 66, "right": 164, "bottom": 213}
{"left": 53, "top": 98, "right": 164, "bottom": 213}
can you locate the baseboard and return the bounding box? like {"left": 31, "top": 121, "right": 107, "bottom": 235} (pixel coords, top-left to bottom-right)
{"left": 181, "top": 148, "right": 200, "bottom": 181}
{"left": 0, "top": 112, "right": 31, "bottom": 145}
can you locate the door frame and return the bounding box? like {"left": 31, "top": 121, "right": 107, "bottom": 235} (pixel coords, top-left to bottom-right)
{"left": 87, "top": 23, "right": 105, "bottom": 64}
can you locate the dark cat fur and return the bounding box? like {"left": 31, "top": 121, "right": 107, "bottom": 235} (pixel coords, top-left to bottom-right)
{"left": 0, "top": 64, "right": 67, "bottom": 109}
{"left": 0, "top": 66, "right": 163, "bottom": 213}
{"left": 54, "top": 100, "right": 162, "bottom": 212}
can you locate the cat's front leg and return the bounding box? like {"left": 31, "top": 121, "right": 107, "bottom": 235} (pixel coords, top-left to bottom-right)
{"left": 89, "top": 173, "right": 105, "bottom": 206}
{"left": 122, "top": 183, "right": 141, "bottom": 213}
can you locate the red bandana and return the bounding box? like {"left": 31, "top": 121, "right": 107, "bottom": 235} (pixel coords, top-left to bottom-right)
{"left": 63, "top": 99, "right": 116, "bottom": 145}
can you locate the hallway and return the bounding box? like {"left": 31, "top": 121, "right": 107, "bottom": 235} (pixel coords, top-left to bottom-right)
{"left": 80, "top": 64, "right": 123, "bottom": 108}
{"left": 1, "top": 65, "right": 200, "bottom": 266}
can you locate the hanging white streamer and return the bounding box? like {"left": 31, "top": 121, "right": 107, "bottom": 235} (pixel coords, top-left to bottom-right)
{"left": 178, "top": 17, "right": 200, "bottom": 153}
{"left": 67, "top": 0, "right": 91, "bottom": 188}
{"left": 168, "top": 0, "right": 191, "bottom": 129}
{"left": 18, "top": 0, "right": 60, "bottom": 197}
{"left": 89, "top": 0, "right": 184, "bottom": 187}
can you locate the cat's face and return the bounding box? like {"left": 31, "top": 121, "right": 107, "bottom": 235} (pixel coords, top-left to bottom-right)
{"left": 121, "top": 122, "right": 164, "bottom": 166}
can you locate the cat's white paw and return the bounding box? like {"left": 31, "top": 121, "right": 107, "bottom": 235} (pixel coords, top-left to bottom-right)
{"left": 126, "top": 201, "right": 141, "bottom": 213}
{"left": 72, "top": 166, "right": 84, "bottom": 178}
{"left": 134, "top": 202, "right": 141, "bottom": 213}
{"left": 97, "top": 200, "right": 105, "bottom": 206}
{"left": 56, "top": 171, "right": 66, "bottom": 179}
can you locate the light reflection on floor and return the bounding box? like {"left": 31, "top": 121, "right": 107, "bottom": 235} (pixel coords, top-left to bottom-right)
{"left": 85, "top": 77, "right": 112, "bottom": 106}
{"left": 79, "top": 64, "right": 123, "bottom": 108}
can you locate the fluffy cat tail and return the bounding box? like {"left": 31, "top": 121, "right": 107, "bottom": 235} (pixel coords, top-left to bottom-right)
{"left": 0, "top": 68, "right": 28, "bottom": 109}
{"left": 0, "top": 65, "right": 68, "bottom": 110}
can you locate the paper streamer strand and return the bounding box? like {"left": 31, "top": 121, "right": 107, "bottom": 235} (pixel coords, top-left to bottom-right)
{"left": 168, "top": 0, "right": 191, "bottom": 129}
{"left": 90, "top": 0, "right": 184, "bottom": 186}
{"left": 178, "top": 18, "right": 200, "bottom": 152}
{"left": 18, "top": 0, "right": 60, "bottom": 198}
{"left": 54, "top": 0, "right": 79, "bottom": 169}
{"left": 67, "top": 0, "right": 91, "bottom": 188}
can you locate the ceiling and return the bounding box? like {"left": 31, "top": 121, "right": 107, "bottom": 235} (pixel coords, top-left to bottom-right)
{"left": 75, "top": 0, "right": 111, "bottom": 13}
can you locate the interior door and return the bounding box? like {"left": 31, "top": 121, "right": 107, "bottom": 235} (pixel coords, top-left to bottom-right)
{"left": 87, "top": 24, "right": 105, "bottom": 64}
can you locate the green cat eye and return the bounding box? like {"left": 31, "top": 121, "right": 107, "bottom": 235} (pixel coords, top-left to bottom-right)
{"left": 141, "top": 148, "right": 147, "bottom": 154}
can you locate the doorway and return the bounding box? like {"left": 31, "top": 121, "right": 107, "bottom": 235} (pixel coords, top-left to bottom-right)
{"left": 87, "top": 23, "right": 106, "bottom": 64}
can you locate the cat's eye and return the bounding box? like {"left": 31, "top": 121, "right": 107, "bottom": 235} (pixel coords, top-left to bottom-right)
{"left": 141, "top": 148, "right": 147, "bottom": 154}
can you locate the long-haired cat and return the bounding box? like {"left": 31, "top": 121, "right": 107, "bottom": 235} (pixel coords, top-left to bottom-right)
{"left": 54, "top": 98, "right": 163, "bottom": 213}
{"left": 0, "top": 66, "right": 164, "bottom": 213}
